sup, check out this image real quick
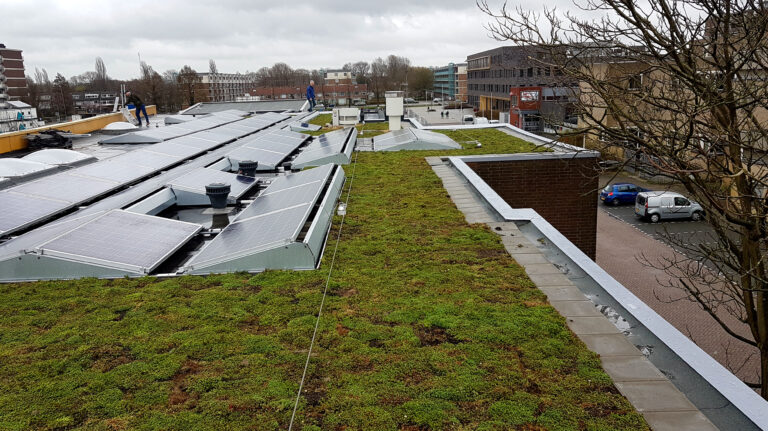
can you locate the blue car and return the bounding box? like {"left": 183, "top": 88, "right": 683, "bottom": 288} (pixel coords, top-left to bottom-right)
{"left": 600, "top": 183, "right": 647, "bottom": 206}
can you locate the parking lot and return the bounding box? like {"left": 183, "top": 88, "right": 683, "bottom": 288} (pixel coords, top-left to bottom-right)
{"left": 600, "top": 201, "right": 720, "bottom": 257}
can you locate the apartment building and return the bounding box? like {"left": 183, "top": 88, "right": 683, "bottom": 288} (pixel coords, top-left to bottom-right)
{"left": 0, "top": 44, "right": 29, "bottom": 102}
{"left": 197, "top": 72, "right": 254, "bottom": 102}
{"left": 324, "top": 70, "right": 356, "bottom": 85}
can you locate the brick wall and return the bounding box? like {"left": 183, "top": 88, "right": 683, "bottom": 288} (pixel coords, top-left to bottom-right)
{"left": 467, "top": 156, "right": 599, "bottom": 259}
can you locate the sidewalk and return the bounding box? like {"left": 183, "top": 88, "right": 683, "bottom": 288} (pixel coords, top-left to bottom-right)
{"left": 596, "top": 209, "right": 760, "bottom": 382}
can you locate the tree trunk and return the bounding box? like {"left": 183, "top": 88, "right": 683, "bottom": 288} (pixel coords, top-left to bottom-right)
{"left": 761, "top": 347, "right": 768, "bottom": 399}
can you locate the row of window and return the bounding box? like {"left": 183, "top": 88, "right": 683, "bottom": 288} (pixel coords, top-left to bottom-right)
{"left": 467, "top": 56, "right": 490, "bottom": 70}
{"left": 468, "top": 67, "right": 565, "bottom": 80}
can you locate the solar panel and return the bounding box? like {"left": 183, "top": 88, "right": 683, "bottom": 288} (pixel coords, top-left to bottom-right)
{"left": 237, "top": 182, "right": 324, "bottom": 220}
{"left": 183, "top": 165, "right": 336, "bottom": 269}
{"left": 74, "top": 159, "right": 158, "bottom": 183}
{"left": 227, "top": 148, "right": 287, "bottom": 170}
{"left": 168, "top": 167, "right": 259, "bottom": 200}
{"left": 99, "top": 114, "right": 238, "bottom": 144}
{"left": 37, "top": 210, "right": 201, "bottom": 273}
{"left": 259, "top": 164, "right": 334, "bottom": 195}
{"left": 170, "top": 135, "right": 221, "bottom": 150}
{"left": 112, "top": 149, "right": 179, "bottom": 169}
{"left": 292, "top": 128, "right": 355, "bottom": 168}
{"left": 12, "top": 173, "right": 119, "bottom": 204}
{"left": 185, "top": 204, "right": 310, "bottom": 267}
{"left": 0, "top": 192, "right": 70, "bottom": 234}
{"left": 146, "top": 142, "right": 201, "bottom": 159}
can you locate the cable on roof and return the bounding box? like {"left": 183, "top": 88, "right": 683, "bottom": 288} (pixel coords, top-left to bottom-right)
{"left": 288, "top": 148, "right": 359, "bottom": 431}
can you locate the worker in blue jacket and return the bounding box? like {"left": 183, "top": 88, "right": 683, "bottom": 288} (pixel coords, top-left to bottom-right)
{"left": 306, "top": 80, "right": 316, "bottom": 111}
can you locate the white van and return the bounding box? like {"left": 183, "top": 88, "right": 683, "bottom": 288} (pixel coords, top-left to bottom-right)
{"left": 635, "top": 191, "right": 705, "bottom": 223}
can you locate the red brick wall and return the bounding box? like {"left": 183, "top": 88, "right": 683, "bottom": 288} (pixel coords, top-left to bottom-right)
{"left": 467, "top": 157, "right": 599, "bottom": 259}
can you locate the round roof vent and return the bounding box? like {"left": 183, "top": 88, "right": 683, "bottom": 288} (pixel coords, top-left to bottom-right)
{"left": 205, "top": 183, "right": 231, "bottom": 209}
{"left": 238, "top": 160, "right": 258, "bottom": 177}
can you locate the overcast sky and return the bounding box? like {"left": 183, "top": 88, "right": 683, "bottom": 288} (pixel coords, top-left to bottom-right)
{"left": 2, "top": 0, "right": 546, "bottom": 80}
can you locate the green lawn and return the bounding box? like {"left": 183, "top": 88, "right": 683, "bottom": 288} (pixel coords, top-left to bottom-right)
{"left": 0, "top": 129, "right": 647, "bottom": 430}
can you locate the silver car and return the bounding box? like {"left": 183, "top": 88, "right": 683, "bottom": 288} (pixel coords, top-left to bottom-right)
{"left": 635, "top": 191, "right": 705, "bottom": 223}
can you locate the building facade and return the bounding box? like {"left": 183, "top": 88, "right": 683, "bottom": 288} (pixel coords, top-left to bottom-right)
{"left": 466, "top": 46, "right": 577, "bottom": 130}
{"left": 72, "top": 91, "right": 120, "bottom": 114}
{"left": 0, "top": 44, "right": 29, "bottom": 103}
{"left": 433, "top": 64, "right": 457, "bottom": 100}
{"left": 197, "top": 72, "right": 254, "bottom": 102}
{"left": 455, "top": 63, "right": 467, "bottom": 102}
{"left": 324, "top": 70, "right": 355, "bottom": 85}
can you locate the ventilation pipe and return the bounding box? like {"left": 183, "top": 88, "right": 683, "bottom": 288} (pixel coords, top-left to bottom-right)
{"left": 205, "top": 183, "right": 230, "bottom": 209}
{"left": 237, "top": 160, "right": 258, "bottom": 176}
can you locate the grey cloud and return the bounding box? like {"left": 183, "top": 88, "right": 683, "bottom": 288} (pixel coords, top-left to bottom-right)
{"left": 4, "top": 0, "right": 548, "bottom": 79}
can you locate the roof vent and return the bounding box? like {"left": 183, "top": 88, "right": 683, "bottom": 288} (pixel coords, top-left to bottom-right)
{"left": 238, "top": 160, "right": 258, "bottom": 176}
{"left": 205, "top": 183, "right": 230, "bottom": 209}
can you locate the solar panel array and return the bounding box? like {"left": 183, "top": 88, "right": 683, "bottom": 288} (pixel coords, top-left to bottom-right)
{"left": 226, "top": 129, "right": 309, "bottom": 171}
{"left": 100, "top": 110, "right": 247, "bottom": 144}
{"left": 291, "top": 128, "right": 357, "bottom": 169}
{"left": 184, "top": 164, "right": 335, "bottom": 270}
{"left": 0, "top": 113, "right": 288, "bottom": 237}
{"left": 37, "top": 210, "right": 202, "bottom": 274}
{"left": 373, "top": 128, "right": 461, "bottom": 152}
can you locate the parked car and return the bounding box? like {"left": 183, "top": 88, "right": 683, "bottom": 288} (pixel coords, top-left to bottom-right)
{"left": 314, "top": 103, "right": 325, "bottom": 111}
{"left": 635, "top": 191, "right": 705, "bottom": 223}
{"left": 462, "top": 114, "right": 475, "bottom": 124}
{"left": 433, "top": 98, "right": 442, "bottom": 104}
{"left": 404, "top": 98, "right": 417, "bottom": 104}
{"left": 600, "top": 183, "right": 647, "bottom": 206}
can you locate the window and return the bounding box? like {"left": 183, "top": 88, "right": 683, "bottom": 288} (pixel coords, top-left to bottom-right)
{"left": 674, "top": 197, "right": 690, "bottom": 206}
{"left": 628, "top": 74, "right": 642, "bottom": 90}
{"left": 545, "top": 67, "right": 551, "bottom": 76}
{"left": 527, "top": 68, "right": 533, "bottom": 77}
{"left": 618, "top": 186, "right": 629, "bottom": 192}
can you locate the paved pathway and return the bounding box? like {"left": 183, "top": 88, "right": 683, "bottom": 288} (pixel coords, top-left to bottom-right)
{"left": 596, "top": 209, "right": 760, "bottom": 382}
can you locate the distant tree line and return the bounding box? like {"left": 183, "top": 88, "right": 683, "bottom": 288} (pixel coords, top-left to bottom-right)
{"left": 22, "top": 54, "right": 436, "bottom": 119}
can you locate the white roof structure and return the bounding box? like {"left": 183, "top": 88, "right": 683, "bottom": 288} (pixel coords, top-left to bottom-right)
{"left": 373, "top": 129, "right": 461, "bottom": 151}
{"left": 22, "top": 149, "right": 97, "bottom": 167}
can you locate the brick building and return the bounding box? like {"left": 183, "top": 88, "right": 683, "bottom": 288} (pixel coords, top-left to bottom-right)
{"left": 466, "top": 46, "right": 577, "bottom": 128}
{"left": 456, "top": 63, "right": 467, "bottom": 103}
{"left": 465, "top": 152, "right": 599, "bottom": 259}
{"left": 0, "top": 44, "right": 29, "bottom": 102}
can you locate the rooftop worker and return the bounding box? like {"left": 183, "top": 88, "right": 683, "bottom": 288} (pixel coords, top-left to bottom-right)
{"left": 306, "top": 80, "right": 316, "bottom": 111}
{"left": 125, "top": 91, "right": 150, "bottom": 127}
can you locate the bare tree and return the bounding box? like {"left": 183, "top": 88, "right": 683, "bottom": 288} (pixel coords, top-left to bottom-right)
{"left": 478, "top": 0, "right": 768, "bottom": 398}
{"left": 408, "top": 66, "right": 434, "bottom": 98}
{"left": 385, "top": 54, "right": 411, "bottom": 92}
{"left": 51, "top": 73, "right": 73, "bottom": 118}
{"left": 177, "top": 65, "right": 201, "bottom": 107}
{"left": 94, "top": 56, "right": 108, "bottom": 91}
{"left": 351, "top": 61, "right": 370, "bottom": 84}
{"left": 370, "top": 57, "right": 387, "bottom": 102}
{"left": 209, "top": 59, "right": 218, "bottom": 101}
